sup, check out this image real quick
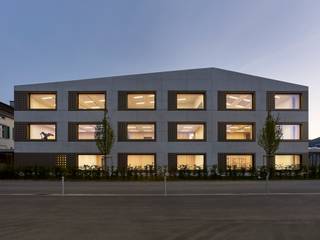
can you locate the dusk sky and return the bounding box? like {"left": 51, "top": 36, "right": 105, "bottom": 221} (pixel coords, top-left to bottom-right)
{"left": 0, "top": 0, "right": 319, "bottom": 138}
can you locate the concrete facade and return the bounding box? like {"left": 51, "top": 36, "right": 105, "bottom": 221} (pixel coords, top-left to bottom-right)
{"left": 14, "top": 68, "right": 309, "bottom": 168}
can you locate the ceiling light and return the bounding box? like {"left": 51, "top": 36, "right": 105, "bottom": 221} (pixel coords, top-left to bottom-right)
{"left": 148, "top": 95, "right": 154, "bottom": 98}
{"left": 228, "top": 96, "right": 239, "bottom": 100}
{"left": 275, "top": 95, "right": 281, "bottom": 99}
{"left": 133, "top": 96, "right": 144, "bottom": 99}
{"left": 41, "top": 96, "right": 54, "bottom": 100}
{"left": 127, "top": 126, "right": 137, "bottom": 129}
{"left": 90, "top": 106, "right": 100, "bottom": 109}
{"left": 177, "top": 98, "right": 187, "bottom": 101}
{"left": 99, "top": 99, "right": 105, "bottom": 102}
{"left": 242, "top": 98, "right": 251, "bottom": 102}
{"left": 84, "top": 100, "right": 94, "bottom": 103}
{"left": 142, "top": 126, "right": 152, "bottom": 129}
{"left": 136, "top": 102, "right": 145, "bottom": 105}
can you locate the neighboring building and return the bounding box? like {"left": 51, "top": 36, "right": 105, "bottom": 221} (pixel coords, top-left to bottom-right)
{"left": 14, "top": 68, "right": 309, "bottom": 171}
{"left": 309, "top": 137, "right": 320, "bottom": 166}
{"left": 0, "top": 101, "right": 14, "bottom": 166}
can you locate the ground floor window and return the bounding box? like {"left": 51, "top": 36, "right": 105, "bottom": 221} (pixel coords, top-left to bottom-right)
{"left": 29, "top": 124, "right": 56, "bottom": 140}
{"left": 127, "top": 154, "right": 155, "bottom": 169}
{"left": 176, "top": 154, "right": 204, "bottom": 170}
{"left": 78, "top": 155, "right": 103, "bottom": 169}
{"left": 226, "top": 154, "right": 253, "bottom": 170}
{"left": 275, "top": 155, "right": 301, "bottom": 170}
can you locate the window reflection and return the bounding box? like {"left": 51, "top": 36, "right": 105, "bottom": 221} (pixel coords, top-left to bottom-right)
{"left": 177, "top": 93, "right": 204, "bottom": 109}
{"left": 274, "top": 94, "right": 300, "bottom": 109}
{"left": 78, "top": 124, "right": 98, "bottom": 140}
{"left": 278, "top": 125, "right": 300, "bottom": 140}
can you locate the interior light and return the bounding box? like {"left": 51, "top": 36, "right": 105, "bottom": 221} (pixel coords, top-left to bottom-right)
{"left": 90, "top": 106, "right": 100, "bottom": 109}
{"left": 142, "top": 126, "right": 153, "bottom": 129}
{"left": 99, "top": 99, "right": 105, "bottom": 102}
{"left": 227, "top": 95, "right": 239, "bottom": 100}
{"left": 40, "top": 96, "right": 54, "bottom": 100}
{"left": 127, "top": 126, "right": 137, "bottom": 129}
{"left": 133, "top": 96, "right": 144, "bottom": 99}
{"left": 84, "top": 100, "right": 94, "bottom": 103}
{"left": 275, "top": 95, "right": 281, "bottom": 99}
{"left": 136, "top": 102, "right": 145, "bottom": 105}
{"left": 177, "top": 98, "right": 187, "bottom": 101}
{"left": 148, "top": 95, "right": 154, "bottom": 98}
{"left": 242, "top": 98, "right": 251, "bottom": 102}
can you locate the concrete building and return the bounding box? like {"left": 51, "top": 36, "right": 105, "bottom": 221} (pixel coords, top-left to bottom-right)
{"left": 14, "top": 68, "right": 309, "bottom": 171}
{"left": 0, "top": 101, "right": 14, "bottom": 166}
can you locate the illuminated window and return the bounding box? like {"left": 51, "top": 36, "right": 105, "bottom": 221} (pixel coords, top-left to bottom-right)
{"left": 127, "top": 154, "right": 155, "bottom": 168}
{"left": 127, "top": 123, "right": 155, "bottom": 140}
{"left": 177, "top": 154, "right": 204, "bottom": 170}
{"left": 274, "top": 94, "right": 300, "bottom": 110}
{"left": 176, "top": 93, "right": 205, "bottom": 109}
{"left": 78, "top": 93, "right": 105, "bottom": 110}
{"left": 226, "top": 124, "right": 253, "bottom": 140}
{"left": 78, "top": 124, "right": 98, "bottom": 140}
{"left": 29, "top": 93, "right": 56, "bottom": 109}
{"left": 78, "top": 155, "right": 103, "bottom": 169}
{"left": 278, "top": 124, "right": 300, "bottom": 140}
{"left": 127, "top": 93, "right": 155, "bottom": 109}
{"left": 177, "top": 124, "right": 205, "bottom": 140}
{"left": 226, "top": 93, "right": 253, "bottom": 110}
{"left": 29, "top": 124, "right": 56, "bottom": 140}
{"left": 226, "top": 155, "right": 253, "bottom": 170}
{"left": 275, "top": 155, "right": 301, "bottom": 170}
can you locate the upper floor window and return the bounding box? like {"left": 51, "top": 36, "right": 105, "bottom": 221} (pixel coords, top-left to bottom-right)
{"left": 0, "top": 125, "right": 10, "bottom": 139}
{"left": 177, "top": 123, "right": 205, "bottom": 141}
{"left": 226, "top": 154, "right": 253, "bottom": 170}
{"left": 275, "top": 155, "right": 301, "bottom": 170}
{"left": 78, "top": 93, "right": 106, "bottom": 110}
{"left": 78, "top": 124, "right": 99, "bottom": 140}
{"left": 127, "top": 93, "right": 155, "bottom": 109}
{"left": 127, "top": 123, "right": 155, "bottom": 141}
{"left": 226, "top": 123, "right": 254, "bottom": 141}
{"left": 226, "top": 93, "right": 253, "bottom": 110}
{"left": 29, "top": 93, "right": 56, "bottom": 110}
{"left": 29, "top": 124, "right": 56, "bottom": 141}
{"left": 176, "top": 154, "right": 205, "bottom": 170}
{"left": 274, "top": 94, "right": 300, "bottom": 110}
{"left": 176, "top": 93, "right": 205, "bottom": 109}
{"left": 278, "top": 124, "right": 300, "bottom": 140}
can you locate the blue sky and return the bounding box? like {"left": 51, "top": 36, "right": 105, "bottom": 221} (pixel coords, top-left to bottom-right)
{"left": 0, "top": 0, "right": 319, "bottom": 138}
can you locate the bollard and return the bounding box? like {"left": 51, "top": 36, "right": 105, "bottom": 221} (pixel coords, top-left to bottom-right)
{"left": 61, "top": 176, "right": 65, "bottom": 195}
{"left": 265, "top": 172, "right": 269, "bottom": 194}
{"left": 164, "top": 172, "right": 168, "bottom": 196}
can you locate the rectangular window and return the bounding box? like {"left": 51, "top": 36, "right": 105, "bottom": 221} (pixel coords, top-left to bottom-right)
{"left": 127, "top": 123, "right": 155, "bottom": 140}
{"left": 275, "top": 155, "right": 301, "bottom": 170}
{"left": 226, "top": 155, "right": 253, "bottom": 170}
{"left": 176, "top": 93, "right": 205, "bottom": 109}
{"left": 274, "top": 94, "right": 300, "bottom": 110}
{"left": 78, "top": 124, "right": 99, "bottom": 140}
{"left": 177, "top": 123, "right": 205, "bottom": 140}
{"left": 78, "top": 93, "right": 106, "bottom": 110}
{"left": 278, "top": 124, "right": 301, "bottom": 140}
{"left": 78, "top": 155, "right": 103, "bottom": 169}
{"left": 0, "top": 125, "right": 10, "bottom": 139}
{"left": 127, "top": 154, "right": 155, "bottom": 169}
{"left": 226, "top": 124, "right": 253, "bottom": 140}
{"left": 226, "top": 93, "right": 253, "bottom": 110}
{"left": 29, "top": 93, "right": 56, "bottom": 110}
{"left": 177, "top": 154, "right": 205, "bottom": 170}
{"left": 127, "top": 93, "right": 155, "bottom": 109}
{"left": 29, "top": 124, "right": 56, "bottom": 140}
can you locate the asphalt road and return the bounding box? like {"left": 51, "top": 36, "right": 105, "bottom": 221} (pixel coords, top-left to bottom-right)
{"left": 1, "top": 180, "right": 320, "bottom": 240}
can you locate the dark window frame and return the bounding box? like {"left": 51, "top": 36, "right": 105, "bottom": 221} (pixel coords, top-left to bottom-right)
{"left": 218, "top": 91, "right": 255, "bottom": 111}
{"left": 174, "top": 91, "right": 207, "bottom": 111}
{"left": 75, "top": 91, "right": 107, "bottom": 111}
{"left": 28, "top": 92, "right": 57, "bottom": 111}
{"left": 28, "top": 122, "right": 57, "bottom": 142}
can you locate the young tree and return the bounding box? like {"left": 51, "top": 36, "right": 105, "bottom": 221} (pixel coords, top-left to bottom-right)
{"left": 258, "top": 112, "right": 283, "bottom": 169}
{"left": 95, "top": 111, "right": 114, "bottom": 169}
